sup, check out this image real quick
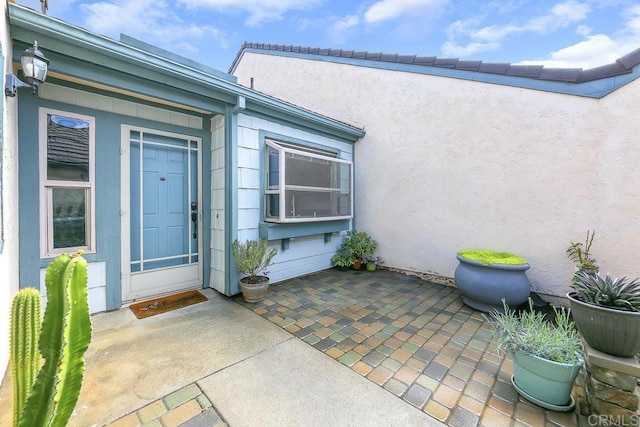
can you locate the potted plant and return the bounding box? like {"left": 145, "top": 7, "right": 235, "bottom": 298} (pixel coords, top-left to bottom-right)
{"left": 366, "top": 256, "right": 383, "bottom": 272}
{"left": 331, "top": 251, "right": 355, "bottom": 271}
{"left": 232, "top": 239, "right": 277, "bottom": 303}
{"left": 488, "top": 299, "right": 583, "bottom": 411}
{"left": 454, "top": 249, "right": 531, "bottom": 313}
{"left": 566, "top": 230, "right": 598, "bottom": 277}
{"left": 333, "top": 230, "right": 377, "bottom": 270}
{"left": 567, "top": 271, "right": 640, "bottom": 357}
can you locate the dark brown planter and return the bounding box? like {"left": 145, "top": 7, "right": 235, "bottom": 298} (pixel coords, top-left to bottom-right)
{"left": 240, "top": 276, "right": 270, "bottom": 303}
{"left": 567, "top": 292, "right": 640, "bottom": 357}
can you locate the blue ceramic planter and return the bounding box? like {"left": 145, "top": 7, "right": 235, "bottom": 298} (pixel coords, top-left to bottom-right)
{"left": 454, "top": 255, "right": 531, "bottom": 313}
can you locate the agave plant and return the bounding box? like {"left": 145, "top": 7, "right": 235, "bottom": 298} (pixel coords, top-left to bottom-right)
{"left": 572, "top": 270, "right": 640, "bottom": 311}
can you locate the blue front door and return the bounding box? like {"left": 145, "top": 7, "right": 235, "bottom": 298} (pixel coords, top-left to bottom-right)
{"left": 123, "top": 128, "right": 201, "bottom": 301}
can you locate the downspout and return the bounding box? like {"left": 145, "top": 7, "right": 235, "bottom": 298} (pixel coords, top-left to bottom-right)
{"left": 225, "top": 95, "right": 245, "bottom": 295}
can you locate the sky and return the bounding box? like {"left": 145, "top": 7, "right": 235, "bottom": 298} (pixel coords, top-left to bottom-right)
{"left": 16, "top": 0, "right": 640, "bottom": 73}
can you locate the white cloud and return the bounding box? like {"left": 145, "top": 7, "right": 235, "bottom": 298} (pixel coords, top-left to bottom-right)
{"left": 178, "top": 0, "right": 322, "bottom": 27}
{"left": 518, "top": 4, "right": 640, "bottom": 68}
{"left": 441, "top": 40, "right": 500, "bottom": 57}
{"left": 518, "top": 34, "right": 617, "bottom": 68}
{"left": 442, "top": 0, "right": 592, "bottom": 57}
{"left": 364, "top": 0, "right": 448, "bottom": 24}
{"left": 79, "top": 0, "right": 228, "bottom": 52}
{"left": 326, "top": 15, "right": 360, "bottom": 43}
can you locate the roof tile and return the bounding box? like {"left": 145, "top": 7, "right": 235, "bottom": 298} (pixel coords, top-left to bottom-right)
{"left": 506, "top": 65, "right": 543, "bottom": 78}
{"left": 396, "top": 55, "right": 416, "bottom": 64}
{"left": 433, "top": 58, "right": 457, "bottom": 68}
{"left": 233, "top": 43, "right": 640, "bottom": 84}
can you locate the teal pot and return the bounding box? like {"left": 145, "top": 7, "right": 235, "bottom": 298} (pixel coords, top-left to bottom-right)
{"left": 512, "top": 350, "right": 583, "bottom": 408}
{"left": 567, "top": 292, "right": 640, "bottom": 357}
{"left": 454, "top": 255, "right": 531, "bottom": 313}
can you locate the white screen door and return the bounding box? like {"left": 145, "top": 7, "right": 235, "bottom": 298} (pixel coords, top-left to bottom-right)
{"left": 121, "top": 127, "right": 202, "bottom": 302}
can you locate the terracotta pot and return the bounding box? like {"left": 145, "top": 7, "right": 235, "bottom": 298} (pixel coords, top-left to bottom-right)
{"left": 352, "top": 258, "right": 363, "bottom": 270}
{"left": 240, "top": 276, "right": 270, "bottom": 303}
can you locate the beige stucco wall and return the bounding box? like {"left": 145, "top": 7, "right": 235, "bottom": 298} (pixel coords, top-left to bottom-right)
{"left": 233, "top": 52, "right": 640, "bottom": 299}
{"left": 0, "top": 1, "right": 19, "bottom": 382}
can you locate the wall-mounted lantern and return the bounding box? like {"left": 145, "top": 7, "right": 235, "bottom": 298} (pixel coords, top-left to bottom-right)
{"left": 5, "top": 41, "right": 49, "bottom": 97}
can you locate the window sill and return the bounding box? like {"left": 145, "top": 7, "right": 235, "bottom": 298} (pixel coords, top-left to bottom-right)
{"left": 259, "top": 220, "right": 350, "bottom": 250}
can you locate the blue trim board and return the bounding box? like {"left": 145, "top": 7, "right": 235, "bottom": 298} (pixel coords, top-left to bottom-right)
{"left": 259, "top": 220, "right": 350, "bottom": 241}
{"left": 225, "top": 107, "right": 239, "bottom": 296}
{"left": 238, "top": 48, "right": 640, "bottom": 99}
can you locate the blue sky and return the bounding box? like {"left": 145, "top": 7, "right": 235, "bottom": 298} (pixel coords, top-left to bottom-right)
{"left": 17, "top": 0, "right": 640, "bottom": 73}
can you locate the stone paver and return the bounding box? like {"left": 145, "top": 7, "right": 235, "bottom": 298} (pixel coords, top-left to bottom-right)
{"left": 106, "top": 384, "right": 225, "bottom": 427}
{"left": 234, "top": 268, "right": 580, "bottom": 426}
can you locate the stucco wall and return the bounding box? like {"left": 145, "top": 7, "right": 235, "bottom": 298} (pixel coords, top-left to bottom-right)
{"left": 233, "top": 53, "right": 640, "bottom": 298}
{"left": 236, "top": 113, "right": 353, "bottom": 285}
{"left": 0, "top": 0, "right": 18, "bottom": 382}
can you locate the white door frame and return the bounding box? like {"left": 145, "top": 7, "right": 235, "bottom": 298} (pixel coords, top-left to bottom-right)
{"left": 120, "top": 125, "right": 203, "bottom": 303}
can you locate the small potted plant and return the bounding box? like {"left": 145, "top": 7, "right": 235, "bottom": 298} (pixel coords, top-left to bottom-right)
{"left": 365, "top": 256, "right": 383, "bottom": 272}
{"left": 331, "top": 251, "right": 355, "bottom": 271}
{"left": 333, "top": 230, "right": 377, "bottom": 270}
{"left": 232, "top": 239, "right": 277, "bottom": 303}
{"left": 454, "top": 249, "right": 531, "bottom": 313}
{"left": 488, "top": 299, "right": 583, "bottom": 411}
{"left": 567, "top": 271, "right": 640, "bottom": 357}
{"left": 566, "top": 230, "right": 598, "bottom": 277}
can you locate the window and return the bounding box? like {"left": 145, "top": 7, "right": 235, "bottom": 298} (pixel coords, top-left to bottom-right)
{"left": 265, "top": 139, "right": 352, "bottom": 223}
{"left": 40, "top": 109, "right": 95, "bottom": 257}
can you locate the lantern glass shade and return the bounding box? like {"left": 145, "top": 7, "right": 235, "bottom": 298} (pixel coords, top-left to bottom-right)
{"left": 20, "top": 43, "right": 49, "bottom": 85}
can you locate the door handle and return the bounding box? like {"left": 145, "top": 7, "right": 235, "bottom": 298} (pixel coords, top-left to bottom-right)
{"left": 190, "top": 201, "right": 198, "bottom": 239}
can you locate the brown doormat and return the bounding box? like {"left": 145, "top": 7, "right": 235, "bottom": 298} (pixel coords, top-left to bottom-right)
{"left": 129, "top": 290, "right": 208, "bottom": 319}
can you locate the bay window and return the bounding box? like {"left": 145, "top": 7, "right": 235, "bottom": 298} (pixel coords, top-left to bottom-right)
{"left": 265, "top": 139, "right": 352, "bottom": 223}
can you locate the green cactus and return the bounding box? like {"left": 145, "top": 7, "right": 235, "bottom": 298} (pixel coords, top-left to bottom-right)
{"left": 11, "top": 251, "right": 92, "bottom": 427}
{"left": 10, "top": 288, "right": 41, "bottom": 427}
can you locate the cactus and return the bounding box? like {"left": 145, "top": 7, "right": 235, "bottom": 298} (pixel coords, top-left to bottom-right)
{"left": 10, "top": 251, "right": 92, "bottom": 427}
{"left": 10, "top": 288, "right": 41, "bottom": 427}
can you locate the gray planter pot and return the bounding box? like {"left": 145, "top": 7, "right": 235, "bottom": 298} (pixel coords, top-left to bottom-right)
{"left": 567, "top": 292, "right": 640, "bottom": 357}
{"left": 240, "top": 276, "right": 270, "bottom": 303}
{"left": 512, "top": 350, "right": 582, "bottom": 409}
{"left": 454, "top": 255, "right": 531, "bottom": 313}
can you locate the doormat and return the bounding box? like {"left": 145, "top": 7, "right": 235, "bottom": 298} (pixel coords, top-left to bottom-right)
{"left": 129, "top": 290, "right": 208, "bottom": 319}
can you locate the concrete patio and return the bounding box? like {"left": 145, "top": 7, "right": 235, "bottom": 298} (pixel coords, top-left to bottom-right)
{"left": 0, "top": 269, "right": 580, "bottom": 426}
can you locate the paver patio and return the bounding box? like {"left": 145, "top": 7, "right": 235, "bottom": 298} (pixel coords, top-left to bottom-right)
{"left": 234, "top": 268, "right": 579, "bottom": 426}
{"left": 1, "top": 268, "right": 583, "bottom": 426}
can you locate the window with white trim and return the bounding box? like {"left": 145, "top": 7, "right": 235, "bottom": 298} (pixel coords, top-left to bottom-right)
{"left": 40, "top": 109, "right": 95, "bottom": 257}
{"left": 265, "top": 139, "right": 352, "bottom": 223}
